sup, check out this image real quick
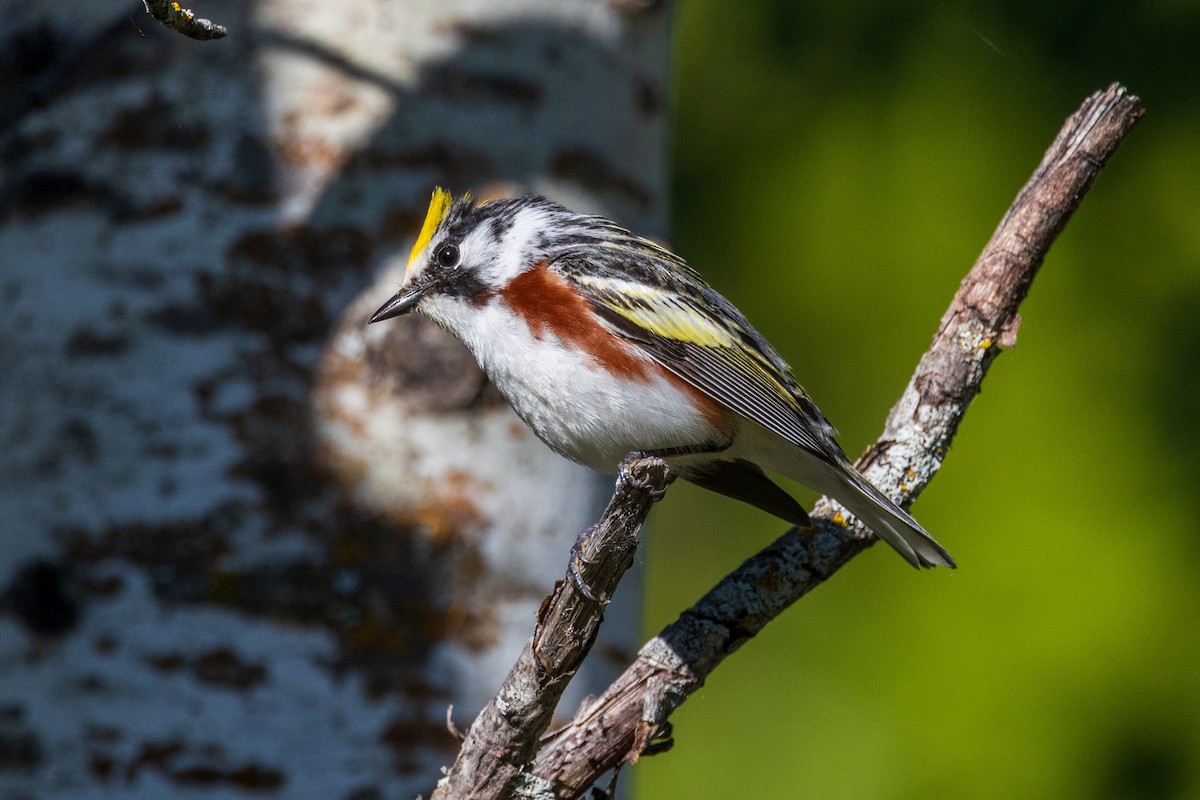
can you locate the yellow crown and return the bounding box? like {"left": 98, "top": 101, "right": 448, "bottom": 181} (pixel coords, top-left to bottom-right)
{"left": 408, "top": 187, "right": 453, "bottom": 271}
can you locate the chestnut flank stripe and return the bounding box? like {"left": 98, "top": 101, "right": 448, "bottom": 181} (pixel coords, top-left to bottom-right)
{"left": 501, "top": 262, "right": 732, "bottom": 431}
{"left": 502, "top": 262, "right": 654, "bottom": 382}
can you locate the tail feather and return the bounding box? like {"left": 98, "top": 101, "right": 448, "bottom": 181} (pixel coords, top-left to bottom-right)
{"left": 686, "top": 459, "right": 811, "bottom": 528}
{"left": 832, "top": 471, "right": 956, "bottom": 569}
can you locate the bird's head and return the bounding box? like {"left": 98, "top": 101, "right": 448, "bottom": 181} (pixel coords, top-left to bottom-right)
{"left": 368, "top": 188, "right": 589, "bottom": 327}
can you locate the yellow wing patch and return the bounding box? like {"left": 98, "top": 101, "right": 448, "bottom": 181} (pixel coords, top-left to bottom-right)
{"left": 578, "top": 275, "right": 735, "bottom": 347}
{"left": 408, "top": 187, "right": 453, "bottom": 271}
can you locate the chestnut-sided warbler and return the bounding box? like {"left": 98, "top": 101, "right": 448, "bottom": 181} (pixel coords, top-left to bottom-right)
{"left": 370, "top": 189, "right": 954, "bottom": 569}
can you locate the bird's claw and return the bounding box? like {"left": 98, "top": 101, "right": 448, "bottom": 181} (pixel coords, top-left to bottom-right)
{"left": 621, "top": 451, "right": 673, "bottom": 500}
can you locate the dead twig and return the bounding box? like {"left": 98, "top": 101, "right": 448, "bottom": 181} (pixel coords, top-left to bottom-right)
{"left": 142, "top": 0, "right": 227, "bottom": 40}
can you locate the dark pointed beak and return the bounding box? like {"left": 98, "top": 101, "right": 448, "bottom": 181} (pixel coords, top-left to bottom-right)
{"left": 369, "top": 287, "right": 424, "bottom": 323}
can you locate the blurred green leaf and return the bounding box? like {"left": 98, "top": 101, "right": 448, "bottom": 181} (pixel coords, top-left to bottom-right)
{"left": 644, "top": 2, "right": 1200, "bottom": 798}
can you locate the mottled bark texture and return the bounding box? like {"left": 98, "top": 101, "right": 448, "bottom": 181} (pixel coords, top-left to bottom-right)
{"left": 432, "top": 85, "right": 1143, "bottom": 799}
{"left": 433, "top": 457, "right": 673, "bottom": 799}
{"left": 0, "top": 1, "right": 669, "bottom": 798}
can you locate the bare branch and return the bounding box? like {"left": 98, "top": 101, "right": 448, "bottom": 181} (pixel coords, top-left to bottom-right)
{"left": 529, "top": 83, "right": 1145, "bottom": 797}
{"left": 430, "top": 457, "right": 674, "bottom": 800}
{"left": 142, "top": 0, "right": 228, "bottom": 40}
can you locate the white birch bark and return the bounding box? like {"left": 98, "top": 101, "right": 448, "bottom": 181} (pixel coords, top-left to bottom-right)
{"left": 0, "top": 0, "right": 669, "bottom": 796}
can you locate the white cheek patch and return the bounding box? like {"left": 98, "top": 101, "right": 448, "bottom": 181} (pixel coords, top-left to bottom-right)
{"left": 489, "top": 206, "right": 551, "bottom": 285}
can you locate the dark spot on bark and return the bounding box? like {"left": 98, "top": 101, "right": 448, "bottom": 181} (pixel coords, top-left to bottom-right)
{"left": 192, "top": 647, "right": 268, "bottom": 689}
{"left": 84, "top": 725, "right": 122, "bottom": 743}
{"left": 101, "top": 94, "right": 209, "bottom": 152}
{"left": 401, "top": 679, "right": 453, "bottom": 702}
{"left": 380, "top": 714, "right": 460, "bottom": 772}
{"left": 223, "top": 224, "right": 372, "bottom": 294}
{"left": 171, "top": 762, "right": 285, "bottom": 790}
{"left": 122, "top": 738, "right": 284, "bottom": 791}
{"left": 68, "top": 513, "right": 235, "bottom": 604}
{"left": 378, "top": 205, "right": 424, "bottom": 243}
{"left": 0, "top": 170, "right": 108, "bottom": 219}
{"left": 111, "top": 194, "right": 185, "bottom": 222}
{"left": 225, "top": 231, "right": 282, "bottom": 268}
{"left": 65, "top": 327, "right": 131, "bottom": 358}
{"left": 195, "top": 270, "right": 327, "bottom": 342}
{"left": 0, "top": 23, "right": 59, "bottom": 84}
{"left": 145, "top": 652, "right": 186, "bottom": 673}
{"left": 3, "top": 560, "right": 79, "bottom": 635}
{"left": 125, "top": 740, "right": 185, "bottom": 781}
{"left": 89, "top": 755, "right": 116, "bottom": 781}
{"left": 149, "top": 297, "right": 223, "bottom": 337}
{"left": 64, "top": 487, "right": 496, "bottom": 697}
{"left": 550, "top": 148, "right": 652, "bottom": 210}
{"left": 422, "top": 65, "right": 542, "bottom": 109}
{"left": 914, "top": 368, "right": 968, "bottom": 407}
{"left": 61, "top": 418, "right": 98, "bottom": 463}
{"left": 0, "top": 729, "right": 42, "bottom": 773}
{"left": 226, "top": 394, "right": 322, "bottom": 512}
{"left": 0, "top": 22, "right": 64, "bottom": 128}
{"left": 446, "top": 21, "right": 503, "bottom": 46}
{"left": 221, "top": 134, "right": 278, "bottom": 204}
{"left": 609, "top": 0, "right": 667, "bottom": 11}
{"left": 91, "top": 262, "right": 167, "bottom": 291}
{"left": 0, "top": 170, "right": 184, "bottom": 222}
{"left": 635, "top": 77, "right": 662, "bottom": 116}
{"left": 355, "top": 142, "right": 492, "bottom": 186}
{"left": 77, "top": 675, "right": 106, "bottom": 692}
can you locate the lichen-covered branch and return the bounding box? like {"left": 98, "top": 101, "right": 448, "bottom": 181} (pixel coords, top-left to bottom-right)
{"left": 142, "top": 0, "right": 228, "bottom": 40}
{"left": 524, "top": 83, "right": 1145, "bottom": 798}
{"left": 430, "top": 457, "right": 673, "bottom": 800}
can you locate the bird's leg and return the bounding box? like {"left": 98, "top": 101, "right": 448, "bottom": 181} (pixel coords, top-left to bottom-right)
{"left": 634, "top": 440, "right": 731, "bottom": 459}
{"left": 625, "top": 439, "right": 730, "bottom": 498}
{"left": 566, "top": 453, "right": 680, "bottom": 601}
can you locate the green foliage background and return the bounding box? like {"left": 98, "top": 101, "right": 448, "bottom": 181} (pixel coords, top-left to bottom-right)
{"left": 641, "top": 3, "right": 1200, "bottom": 798}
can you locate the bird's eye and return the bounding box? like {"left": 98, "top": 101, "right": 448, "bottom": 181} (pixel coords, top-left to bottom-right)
{"left": 436, "top": 243, "right": 460, "bottom": 268}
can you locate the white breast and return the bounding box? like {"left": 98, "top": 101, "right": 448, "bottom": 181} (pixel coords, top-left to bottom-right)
{"left": 421, "top": 295, "right": 721, "bottom": 472}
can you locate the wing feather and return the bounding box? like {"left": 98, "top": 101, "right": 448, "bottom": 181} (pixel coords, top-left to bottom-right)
{"left": 555, "top": 248, "right": 841, "bottom": 463}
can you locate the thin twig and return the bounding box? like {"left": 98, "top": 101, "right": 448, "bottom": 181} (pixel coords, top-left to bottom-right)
{"left": 525, "top": 83, "right": 1145, "bottom": 798}
{"left": 446, "top": 706, "right": 467, "bottom": 741}
{"left": 430, "top": 457, "right": 674, "bottom": 800}
{"left": 142, "top": 0, "right": 228, "bottom": 40}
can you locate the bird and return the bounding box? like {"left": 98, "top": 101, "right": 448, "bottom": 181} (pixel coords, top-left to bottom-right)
{"left": 369, "top": 189, "right": 955, "bottom": 569}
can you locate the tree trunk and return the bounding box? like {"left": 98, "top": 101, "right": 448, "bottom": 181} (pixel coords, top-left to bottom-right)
{"left": 0, "top": 1, "right": 670, "bottom": 796}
